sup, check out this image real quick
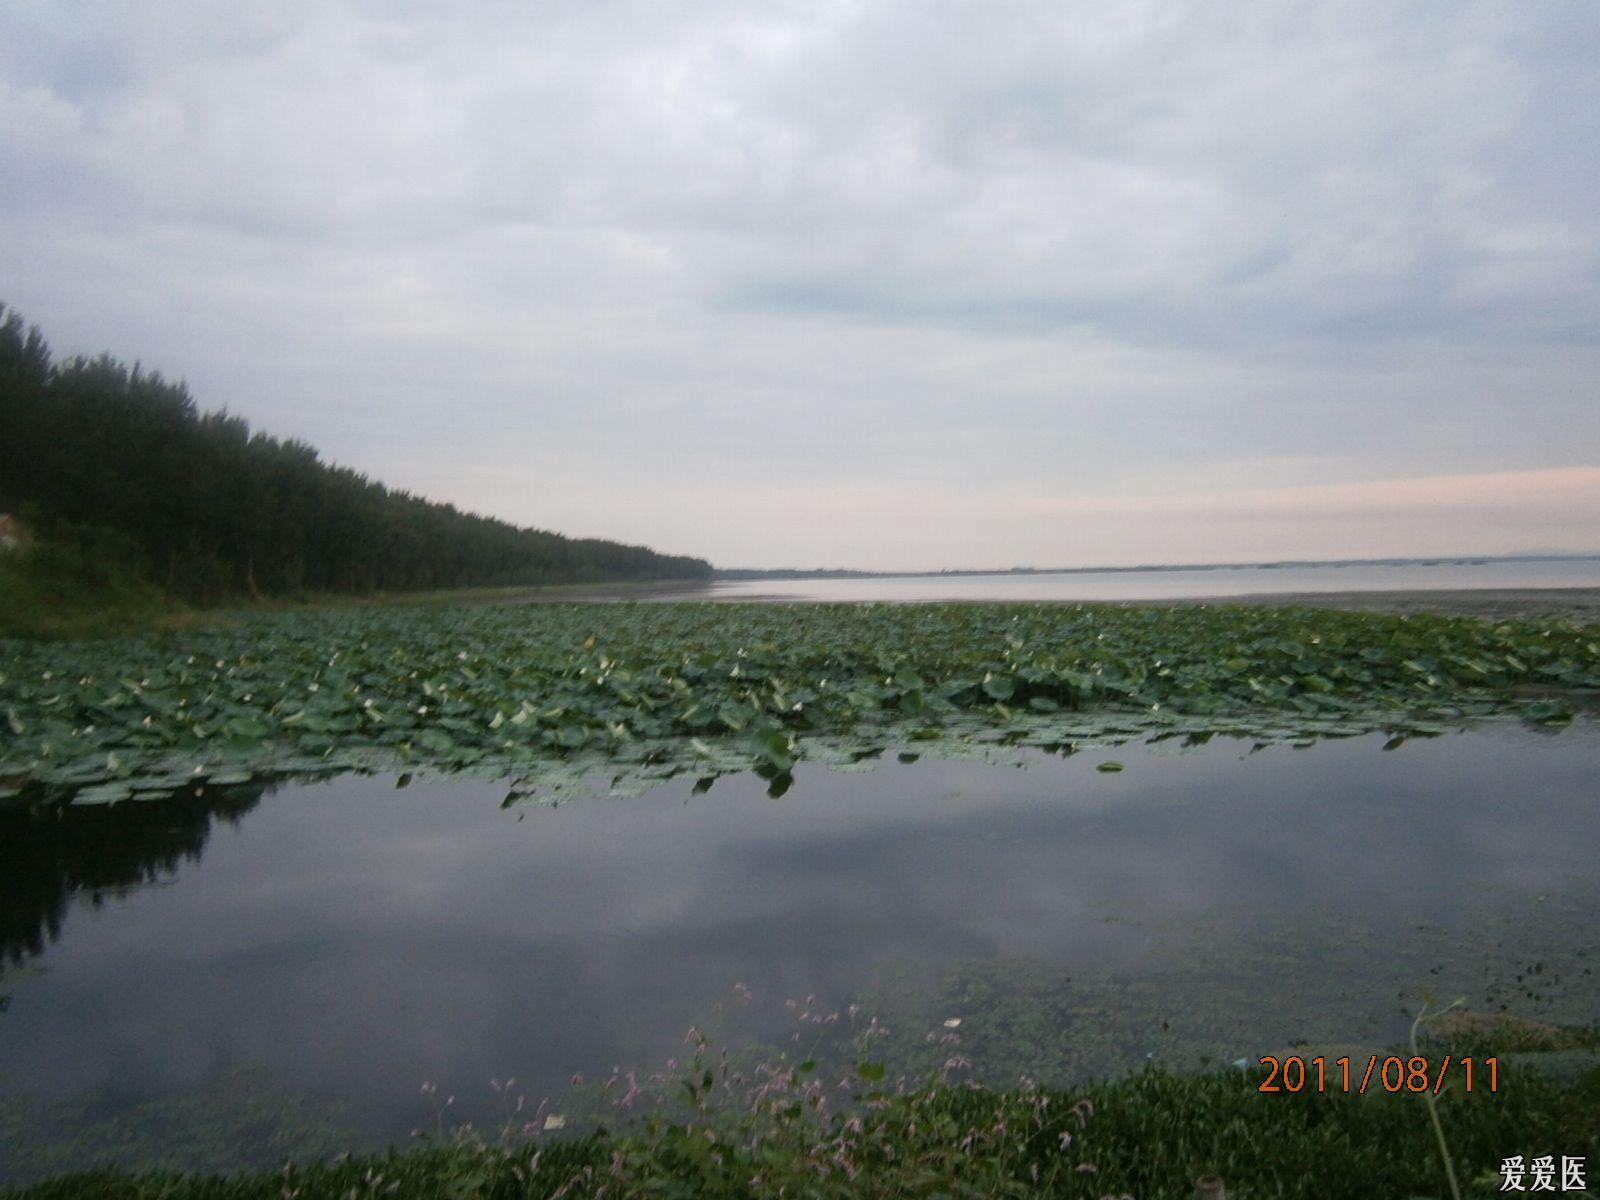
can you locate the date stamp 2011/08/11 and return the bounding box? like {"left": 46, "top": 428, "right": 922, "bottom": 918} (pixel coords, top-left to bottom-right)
{"left": 1256, "top": 1054, "right": 1498, "bottom": 1095}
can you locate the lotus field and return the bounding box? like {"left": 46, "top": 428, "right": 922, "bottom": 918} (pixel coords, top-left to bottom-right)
{"left": 3, "top": 600, "right": 1596, "bottom": 805}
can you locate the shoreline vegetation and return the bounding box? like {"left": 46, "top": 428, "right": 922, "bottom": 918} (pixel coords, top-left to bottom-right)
{"left": 6, "top": 532, "right": 1600, "bottom": 642}
{"left": 2, "top": 1015, "right": 1596, "bottom": 1199}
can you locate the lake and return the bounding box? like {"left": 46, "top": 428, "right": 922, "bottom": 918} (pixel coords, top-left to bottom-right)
{"left": 702, "top": 556, "right": 1600, "bottom": 602}
{"left": 2, "top": 721, "right": 1596, "bottom": 1181}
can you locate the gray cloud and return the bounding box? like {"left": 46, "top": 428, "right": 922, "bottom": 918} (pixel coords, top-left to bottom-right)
{"left": 2, "top": 0, "right": 1597, "bottom": 567}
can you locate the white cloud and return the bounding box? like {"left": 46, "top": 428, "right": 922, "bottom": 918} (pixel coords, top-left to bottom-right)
{"left": 2, "top": 0, "right": 1597, "bottom": 566}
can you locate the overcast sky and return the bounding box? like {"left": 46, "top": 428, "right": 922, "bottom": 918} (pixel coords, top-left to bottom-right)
{"left": 3, "top": 1, "right": 1598, "bottom": 569}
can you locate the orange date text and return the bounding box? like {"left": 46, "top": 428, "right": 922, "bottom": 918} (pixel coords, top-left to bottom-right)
{"left": 1256, "top": 1054, "right": 1498, "bottom": 1095}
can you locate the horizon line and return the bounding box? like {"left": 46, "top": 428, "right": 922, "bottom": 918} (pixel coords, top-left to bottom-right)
{"left": 713, "top": 551, "right": 1600, "bottom": 579}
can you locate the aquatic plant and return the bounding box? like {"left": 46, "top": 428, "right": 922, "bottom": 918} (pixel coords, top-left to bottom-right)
{"left": 2, "top": 601, "right": 1595, "bottom": 805}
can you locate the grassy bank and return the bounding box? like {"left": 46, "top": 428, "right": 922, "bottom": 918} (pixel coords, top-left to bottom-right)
{"left": 0, "top": 537, "right": 177, "bottom": 641}
{"left": 0, "top": 535, "right": 711, "bottom": 641}
{"left": 4, "top": 1055, "right": 1595, "bottom": 1199}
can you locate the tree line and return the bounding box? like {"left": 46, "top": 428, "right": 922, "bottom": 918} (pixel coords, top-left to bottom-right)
{"left": 0, "top": 306, "right": 712, "bottom": 601}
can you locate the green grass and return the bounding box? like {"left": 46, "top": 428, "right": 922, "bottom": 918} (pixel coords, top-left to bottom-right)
{"left": 0, "top": 540, "right": 175, "bottom": 641}
{"left": 2, "top": 1059, "right": 1593, "bottom": 1199}
{"left": 0, "top": 540, "right": 696, "bottom": 642}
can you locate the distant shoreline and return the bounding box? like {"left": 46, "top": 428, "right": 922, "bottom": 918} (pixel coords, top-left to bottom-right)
{"left": 713, "top": 552, "right": 1600, "bottom": 581}
{"left": 487, "top": 581, "right": 1600, "bottom": 622}
{"left": 185, "top": 575, "right": 1600, "bottom": 626}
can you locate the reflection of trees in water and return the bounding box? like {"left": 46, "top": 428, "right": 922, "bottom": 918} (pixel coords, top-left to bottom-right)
{"left": 0, "top": 783, "right": 273, "bottom": 965}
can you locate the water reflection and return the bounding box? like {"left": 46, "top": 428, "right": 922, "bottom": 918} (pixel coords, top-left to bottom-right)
{"left": 0, "top": 786, "right": 264, "bottom": 966}
{"left": 0, "top": 725, "right": 1596, "bottom": 1177}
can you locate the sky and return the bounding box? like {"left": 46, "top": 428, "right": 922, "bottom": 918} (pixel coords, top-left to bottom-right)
{"left": 2, "top": 1, "right": 1598, "bottom": 570}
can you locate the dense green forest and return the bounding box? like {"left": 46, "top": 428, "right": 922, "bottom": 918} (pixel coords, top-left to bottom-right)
{"left": 0, "top": 306, "right": 711, "bottom": 601}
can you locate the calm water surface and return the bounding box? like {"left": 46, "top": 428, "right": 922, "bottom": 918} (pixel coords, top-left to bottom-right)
{"left": 705, "top": 557, "right": 1600, "bottom": 602}
{"left": 2, "top": 724, "right": 1597, "bottom": 1177}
